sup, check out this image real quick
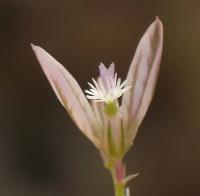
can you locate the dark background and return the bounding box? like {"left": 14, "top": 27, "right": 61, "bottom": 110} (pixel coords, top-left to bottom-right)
{"left": 0, "top": 0, "right": 200, "bottom": 195}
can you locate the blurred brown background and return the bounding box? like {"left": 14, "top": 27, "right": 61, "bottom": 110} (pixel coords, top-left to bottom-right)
{"left": 0, "top": 0, "right": 199, "bottom": 195}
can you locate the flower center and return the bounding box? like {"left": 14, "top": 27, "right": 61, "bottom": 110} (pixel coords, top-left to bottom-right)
{"left": 104, "top": 101, "right": 118, "bottom": 117}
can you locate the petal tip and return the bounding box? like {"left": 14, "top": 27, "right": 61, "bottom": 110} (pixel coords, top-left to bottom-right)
{"left": 155, "top": 16, "right": 160, "bottom": 21}
{"left": 154, "top": 16, "right": 163, "bottom": 30}
{"left": 30, "top": 43, "right": 36, "bottom": 49}
{"left": 99, "top": 62, "right": 106, "bottom": 68}
{"left": 31, "top": 43, "right": 41, "bottom": 53}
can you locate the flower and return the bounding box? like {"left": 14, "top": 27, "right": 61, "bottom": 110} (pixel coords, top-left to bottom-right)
{"left": 31, "top": 17, "right": 163, "bottom": 183}
{"left": 85, "top": 63, "right": 131, "bottom": 117}
{"left": 85, "top": 63, "right": 131, "bottom": 103}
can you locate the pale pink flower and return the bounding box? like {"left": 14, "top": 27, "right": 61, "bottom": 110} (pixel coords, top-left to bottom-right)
{"left": 31, "top": 17, "right": 163, "bottom": 183}
{"left": 85, "top": 62, "right": 131, "bottom": 103}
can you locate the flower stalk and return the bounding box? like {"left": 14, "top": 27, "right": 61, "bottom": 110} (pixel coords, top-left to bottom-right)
{"left": 113, "top": 181, "right": 125, "bottom": 196}
{"left": 109, "top": 162, "right": 126, "bottom": 196}
{"left": 105, "top": 159, "right": 133, "bottom": 196}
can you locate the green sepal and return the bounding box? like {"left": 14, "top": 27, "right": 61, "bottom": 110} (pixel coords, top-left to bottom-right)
{"left": 104, "top": 101, "right": 118, "bottom": 117}
{"left": 107, "top": 122, "right": 117, "bottom": 156}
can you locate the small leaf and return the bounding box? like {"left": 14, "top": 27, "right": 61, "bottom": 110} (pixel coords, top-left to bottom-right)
{"left": 31, "top": 44, "right": 100, "bottom": 148}
{"left": 122, "top": 173, "right": 139, "bottom": 184}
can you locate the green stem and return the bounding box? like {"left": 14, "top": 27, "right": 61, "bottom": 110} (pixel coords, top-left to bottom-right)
{"left": 105, "top": 160, "right": 126, "bottom": 196}
{"left": 114, "top": 182, "right": 125, "bottom": 196}
{"left": 108, "top": 165, "right": 125, "bottom": 196}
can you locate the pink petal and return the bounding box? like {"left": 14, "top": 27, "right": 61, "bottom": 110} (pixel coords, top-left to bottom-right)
{"left": 91, "top": 101, "right": 104, "bottom": 138}
{"left": 31, "top": 44, "right": 100, "bottom": 148}
{"left": 122, "top": 17, "right": 163, "bottom": 144}
{"left": 99, "top": 62, "right": 115, "bottom": 88}
{"left": 108, "top": 62, "right": 115, "bottom": 78}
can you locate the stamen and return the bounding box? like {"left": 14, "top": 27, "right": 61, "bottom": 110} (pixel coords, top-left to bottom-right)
{"left": 85, "top": 63, "right": 131, "bottom": 103}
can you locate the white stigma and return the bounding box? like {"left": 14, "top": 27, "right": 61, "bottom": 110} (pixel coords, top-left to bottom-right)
{"left": 85, "top": 63, "right": 131, "bottom": 103}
